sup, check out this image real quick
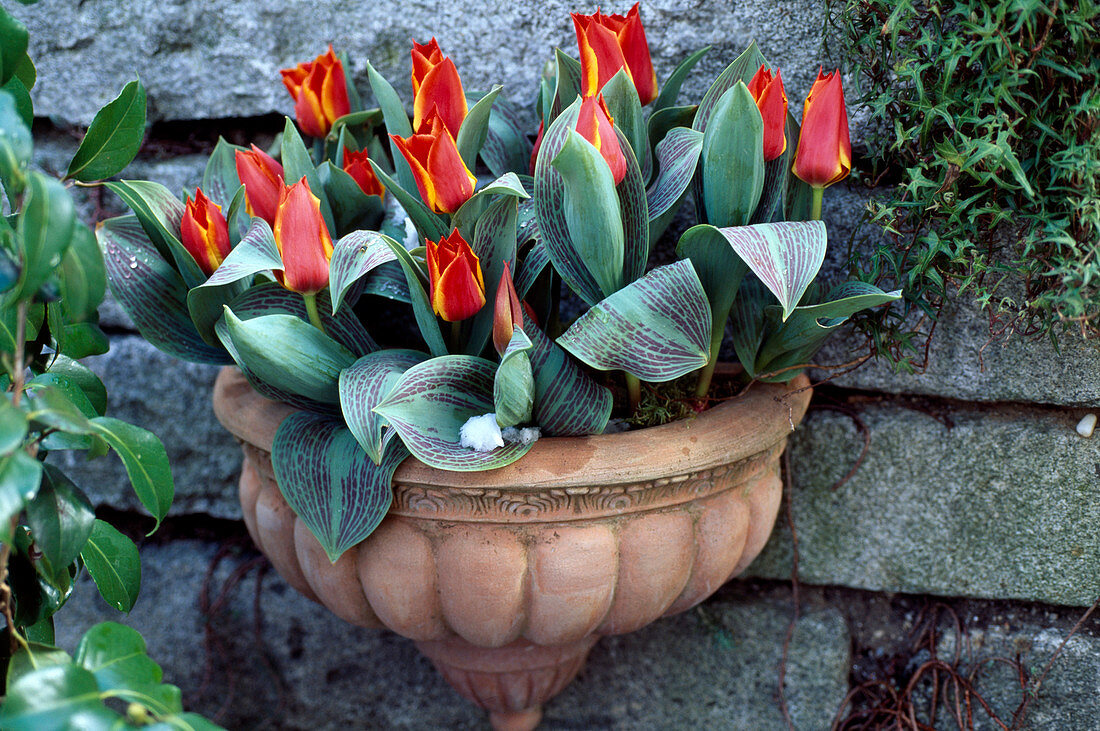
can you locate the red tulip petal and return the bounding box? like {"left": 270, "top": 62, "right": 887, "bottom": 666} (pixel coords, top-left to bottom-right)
{"left": 432, "top": 252, "right": 486, "bottom": 322}
{"left": 426, "top": 131, "right": 476, "bottom": 214}
{"left": 412, "top": 57, "right": 467, "bottom": 138}
{"left": 792, "top": 69, "right": 851, "bottom": 188}
{"left": 576, "top": 96, "right": 627, "bottom": 185}
{"left": 617, "top": 4, "right": 657, "bottom": 104}
{"left": 273, "top": 178, "right": 333, "bottom": 294}
{"left": 235, "top": 145, "right": 285, "bottom": 225}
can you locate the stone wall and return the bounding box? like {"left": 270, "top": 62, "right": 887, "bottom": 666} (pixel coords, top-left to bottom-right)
{"left": 14, "top": 1, "right": 1100, "bottom": 728}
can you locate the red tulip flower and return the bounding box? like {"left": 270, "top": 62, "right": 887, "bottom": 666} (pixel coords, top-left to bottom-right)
{"left": 792, "top": 69, "right": 851, "bottom": 189}
{"left": 426, "top": 229, "right": 485, "bottom": 322}
{"left": 747, "top": 64, "right": 788, "bottom": 162}
{"left": 235, "top": 144, "right": 285, "bottom": 226}
{"left": 529, "top": 119, "right": 545, "bottom": 175}
{"left": 411, "top": 38, "right": 468, "bottom": 138}
{"left": 493, "top": 261, "right": 524, "bottom": 356}
{"left": 576, "top": 95, "right": 627, "bottom": 185}
{"left": 573, "top": 2, "right": 657, "bottom": 105}
{"left": 391, "top": 109, "right": 477, "bottom": 215}
{"left": 272, "top": 177, "right": 334, "bottom": 295}
{"left": 342, "top": 148, "right": 386, "bottom": 198}
{"left": 280, "top": 45, "right": 351, "bottom": 138}
{"left": 180, "top": 189, "right": 231, "bottom": 276}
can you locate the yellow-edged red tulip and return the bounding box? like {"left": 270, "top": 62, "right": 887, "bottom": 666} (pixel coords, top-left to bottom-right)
{"left": 342, "top": 148, "right": 386, "bottom": 198}
{"left": 426, "top": 229, "right": 485, "bottom": 322}
{"left": 575, "top": 95, "right": 627, "bottom": 185}
{"left": 747, "top": 64, "right": 788, "bottom": 162}
{"left": 235, "top": 144, "right": 285, "bottom": 226}
{"left": 411, "top": 38, "right": 468, "bottom": 138}
{"left": 792, "top": 69, "right": 851, "bottom": 189}
{"left": 272, "top": 177, "right": 334, "bottom": 295}
{"left": 180, "top": 189, "right": 231, "bottom": 276}
{"left": 391, "top": 109, "right": 477, "bottom": 215}
{"left": 493, "top": 261, "right": 523, "bottom": 356}
{"left": 280, "top": 45, "right": 351, "bottom": 138}
{"left": 572, "top": 3, "right": 657, "bottom": 105}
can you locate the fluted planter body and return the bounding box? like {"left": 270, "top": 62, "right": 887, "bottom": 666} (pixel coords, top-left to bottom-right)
{"left": 213, "top": 366, "right": 811, "bottom": 729}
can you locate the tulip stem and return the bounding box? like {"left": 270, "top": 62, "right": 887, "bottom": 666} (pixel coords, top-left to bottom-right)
{"left": 303, "top": 293, "right": 325, "bottom": 334}
{"left": 451, "top": 320, "right": 463, "bottom": 352}
{"left": 810, "top": 186, "right": 824, "bottom": 221}
{"left": 625, "top": 373, "right": 642, "bottom": 414}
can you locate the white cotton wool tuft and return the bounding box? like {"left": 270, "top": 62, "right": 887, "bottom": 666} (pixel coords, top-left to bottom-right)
{"left": 460, "top": 413, "right": 504, "bottom": 452}
{"left": 502, "top": 426, "right": 541, "bottom": 446}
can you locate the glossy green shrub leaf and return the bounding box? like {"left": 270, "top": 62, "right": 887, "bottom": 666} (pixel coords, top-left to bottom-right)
{"left": 26, "top": 466, "right": 95, "bottom": 581}
{"left": 65, "top": 80, "right": 146, "bottom": 182}
{"left": 59, "top": 225, "right": 106, "bottom": 323}
{"left": 0, "top": 393, "right": 27, "bottom": 455}
{"left": 279, "top": 117, "right": 336, "bottom": 235}
{"left": 713, "top": 220, "right": 827, "bottom": 320}
{"left": 16, "top": 173, "right": 74, "bottom": 300}
{"left": 55, "top": 322, "right": 109, "bottom": 360}
{"left": 80, "top": 519, "right": 140, "bottom": 612}
{"left": 0, "top": 89, "right": 32, "bottom": 194}
{"left": 551, "top": 129, "right": 625, "bottom": 298}
{"left": 0, "top": 9, "right": 28, "bottom": 87}
{"left": 329, "top": 229, "right": 397, "bottom": 313}
{"left": 97, "top": 216, "right": 231, "bottom": 365}
{"left": 700, "top": 83, "right": 764, "bottom": 227}
{"left": 493, "top": 330, "right": 534, "bottom": 428}
{"left": 221, "top": 309, "right": 356, "bottom": 404}
{"left": 339, "top": 349, "right": 427, "bottom": 464}
{"left": 2, "top": 75, "right": 31, "bottom": 130}
{"left": 273, "top": 413, "right": 404, "bottom": 562}
{"left": 89, "top": 417, "right": 173, "bottom": 529}
{"left": 0, "top": 451, "right": 42, "bottom": 542}
{"left": 0, "top": 663, "right": 118, "bottom": 730}
{"left": 456, "top": 85, "right": 501, "bottom": 170}
{"left": 653, "top": 45, "right": 710, "bottom": 112}
{"left": 524, "top": 313, "right": 612, "bottom": 437}
{"left": 374, "top": 356, "right": 534, "bottom": 471}
{"left": 103, "top": 180, "right": 206, "bottom": 287}
{"left": 47, "top": 356, "right": 107, "bottom": 416}
{"left": 75, "top": 622, "right": 172, "bottom": 704}
{"left": 557, "top": 260, "right": 711, "bottom": 382}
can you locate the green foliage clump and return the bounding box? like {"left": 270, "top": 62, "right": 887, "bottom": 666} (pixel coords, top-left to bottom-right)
{"left": 832, "top": 0, "right": 1099, "bottom": 367}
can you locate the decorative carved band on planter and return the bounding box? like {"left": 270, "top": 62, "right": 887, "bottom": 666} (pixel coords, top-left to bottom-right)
{"left": 214, "top": 366, "right": 811, "bottom": 730}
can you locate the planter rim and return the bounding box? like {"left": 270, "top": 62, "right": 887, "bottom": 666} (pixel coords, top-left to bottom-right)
{"left": 213, "top": 365, "right": 811, "bottom": 492}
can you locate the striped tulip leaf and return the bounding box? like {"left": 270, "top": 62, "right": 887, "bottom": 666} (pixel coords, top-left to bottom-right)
{"left": 756, "top": 281, "right": 902, "bottom": 377}
{"left": 603, "top": 70, "right": 651, "bottom": 183}
{"left": 328, "top": 230, "right": 398, "bottom": 313}
{"left": 363, "top": 261, "right": 410, "bottom": 303}
{"left": 318, "top": 161, "right": 385, "bottom": 236}
{"left": 730, "top": 275, "right": 770, "bottom": 379}
{"left": 103, "top": 180, "right": 206, "bottom": 288}
{"left": 551, "top": 129, "right": 625, "bottom": 299}
{"left": 694, "top": 41, "right": 768, "bottom": 133}
{"left": 523, "top": 312, "right": 612, "bottom": 436}
{"left": 482, "top": 95, "right": 534, "bottom": 178}
{"left": 551, "top": 49, "right": 582, "bottom": 120}
{"left": 222, "top": 281, "right": 377, "bottom": 357}
{"left": 451, "top": 172, "right": 529, "bottom": 242}
{"left": 186, "top": 216, "right": 279, "bottom": 345}
{"left": 533, "top": 99, "right": 603, "bottom": 305}
{"left": 339, "top": 349, "right": 427, "bottom": 464}
{"left": 700, "top": 83, "right": 764, "bottom": 228}
{"left": 456, "top": 85, "right": 501, "bottom": 171}
{"left": 97, "top": 216, "right": 230, "bottom": 365}
{"left": 653, "top": 45, "right": 710, "bottom": 113}
{"left": 201, "top": 136, "right": 246, "bottom": 210}
{"left": 493, "top": 329, "right": 534, "bottom": 429}
{"left": 677, "top": 224, "right": 749, "bottom": 360}
{"left": 279, "top": 117, "right": 336, "bottom": 235}
{"left": 272, "top": 412, "right": 405, "bottom": 563}
{"left": 373, "top": 355, "right": 533, "bottom": 471}
{"left": 712, "top": 220, "right": 827, "bottom": 321}
{"left": 648, "top": 127, "right": 703, "bottom": 223}
{"left": 750, "top": 114, "right": 796, "bottom": 224}
{"left": 614, "top": 125, "right": 650, "bottom": 286}
{"left": 221, "top": 309, "right": 356, "bottom": 405}
{"left": 367, "top": 159, "right": 448, "bottom": 243}
{"left": 557, "top": 260, "right": 711, "bottom": 382}
{"left": 515, "top": 237, "right": 549, "bottom": 298}
{"left": 464, "top": 196, "right": 519, "bottom": 356}
{"left": 378, "top": 235, "right": 447, "bottom": 357}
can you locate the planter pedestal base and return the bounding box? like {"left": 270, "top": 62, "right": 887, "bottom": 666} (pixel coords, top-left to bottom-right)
{"left": 416, "top": 637, "right": 597, "bottom": 731}
{"left": 214, "top": 366, "right": 811, "bottom": 727}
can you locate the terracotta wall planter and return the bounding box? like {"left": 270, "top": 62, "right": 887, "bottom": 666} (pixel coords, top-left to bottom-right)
{"left": 213, "top": 366, "right": 811, "bottom": 730}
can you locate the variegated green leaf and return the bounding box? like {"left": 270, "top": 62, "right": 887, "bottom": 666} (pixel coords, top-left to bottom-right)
{"left": 374, "top": 356, "right": 533, "bottom": 471}
{"left": 366, "top": 60, "right": 417, "bottom": 195}
{"left": 103, "top": 180, "right": 205, "bottom": 288}
{"left": 557, "top": 260, "right": 711, "bottom": 382}
{"left": 482, "top": 95, "right": 534, "bottom": 177}
{"left": 464, "top": 196, "right": 518, "bottom": 356}
{"left": 97, "top": 216, "right": 230, "bottom": 365}
{"left": 730, "top": 275, "right": 769, "bottom": 378}
{"left": 456, "top": 85, "right": 501, "bottom": 170}
{"left": 603, "top": 70, "right": 651, "bottom": 182}
{"left": 551, "top": 49, "right": 582, "bottom": 120}
{"left": 713, "top": 220, "right": 827, "bottom": 320}
{"left": 524, "top": 313, "right": 612, "bottom": 437}
{"left": 677, "top": 223, "right": 749, "bottom": 360}
{"left": 318, "top": 161, "right": 384, "bottom": 236}
{"left": 328, "top": 230, "right": 397, "bottom": 313}
{"left": 694, "top": 41, "right": 768, "bottom": 133}
{"left": 493, "top": 329, "right": 534, "bottom": 428}
{"left": 202, "top": 137, "right": 246, "bottom": 209}
{"left": 339, "top": 349, "right": 427, "bottom": 464}
{"left": 378, "top": 235, "right": 447, "bottom": 357}
{"left": 700, "top": 83, "right": 764, "bottom": 227}
{"left": 648, "top": 127, "right": 703, "bottom": 223}
{"left": 273, "top": 413, "right": 404, "bottom": 562}
{"left": 614, "top": 125, "right": 650, "bottom": 286}
{"left": 280, "top": 117, "right": 336, "bottom": 235}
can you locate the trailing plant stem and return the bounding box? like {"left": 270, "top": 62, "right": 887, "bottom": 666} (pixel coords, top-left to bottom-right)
{"left": 625, "top": 373, "right": 642, "bottom": 413}
{"left": 810, "top": 187, "right": 824, "bottom": 221}
{"left": 302, "top": 293, "right": 325, "bottom": 334}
